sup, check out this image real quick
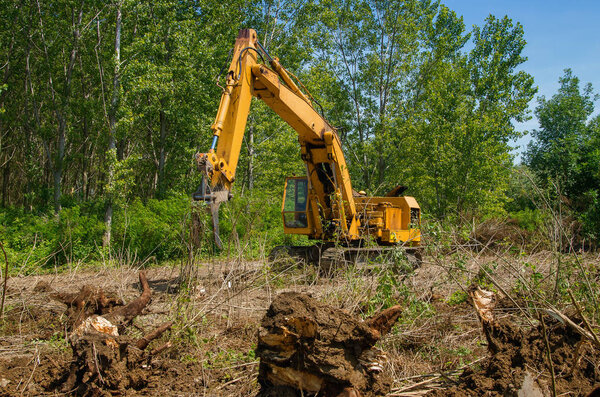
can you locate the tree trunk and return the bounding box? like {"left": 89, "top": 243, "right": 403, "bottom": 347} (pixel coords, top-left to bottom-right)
{"left": 53, "top": 115, "right": 66, "bottom": 213}
{"left": 248, "top": 123, "right": 254, "bottom": 191}
{"left": 103, "top": 3, "right": 122, "bottom": 248}
{"left": 23, "top": 24, "right": 34, "bottom": 211}
{"left": 35, "top": 0, "right": 84, "bottom": 213}
{"left": 1, "top": 162, "right": 9, "bottom": 207}
{"left": 156, "top": 106, "right": 167, "bottom": 199}
{"left": 55, "top": 6, "right": 83, "bottom": 213}
{"left": 377, "top": 153, "right": 385, "bottom": 188}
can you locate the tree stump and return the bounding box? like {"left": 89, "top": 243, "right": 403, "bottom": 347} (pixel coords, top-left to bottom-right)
{"left": 256, "top": 292, "right": 403, "bottom": 397}
{"left": 36, "top": 280, "right": 123, "bottom": 330}
{"left": 51, "top": 272, "right": 173, "bottom": 396}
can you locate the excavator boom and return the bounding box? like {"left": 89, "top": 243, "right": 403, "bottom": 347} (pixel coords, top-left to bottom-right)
{"left": 196, "top": 29, "right": 420, "bottom": 251}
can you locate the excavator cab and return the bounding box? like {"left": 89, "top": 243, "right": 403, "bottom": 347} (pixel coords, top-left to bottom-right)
{"left": 282, "top": 177, "right": 312, "bottom": 234}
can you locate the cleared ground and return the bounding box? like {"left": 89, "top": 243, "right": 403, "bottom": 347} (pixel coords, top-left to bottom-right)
{"left": 0, "top": 248, "right": 598, "bottom": 396}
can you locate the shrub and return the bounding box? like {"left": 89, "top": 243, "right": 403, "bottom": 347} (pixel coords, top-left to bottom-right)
{"left": 0, "top": 208, "right": 58, "bottom": 271}
{"left": 57, "top": 206, "right": 105, "bottom": 262}
{"left": 112, "top": 195, "right": 190, "bottom": 261}
{"left": 509, "top": 208, "right": 545, "bottom": 232}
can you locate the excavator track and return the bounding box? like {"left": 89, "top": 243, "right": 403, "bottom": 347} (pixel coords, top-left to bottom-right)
{"left": 269, "top": 244, "right": 422, "bottom": 275}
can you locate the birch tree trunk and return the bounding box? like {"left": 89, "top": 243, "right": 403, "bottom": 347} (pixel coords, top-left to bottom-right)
{"left": 104, "top": 2, "right": 122, "bottom": 248}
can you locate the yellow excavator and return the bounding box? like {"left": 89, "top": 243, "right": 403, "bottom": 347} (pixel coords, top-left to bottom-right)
{"left": 195, "top": 29, "right": 421, "bottom": 266}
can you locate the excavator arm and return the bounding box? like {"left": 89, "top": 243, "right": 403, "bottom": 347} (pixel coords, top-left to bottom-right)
{"left": 196, "top": 29, "right": 360, "bottom": 247}
{"left": 196, "top": 29, "right": 420, "bottom": 250}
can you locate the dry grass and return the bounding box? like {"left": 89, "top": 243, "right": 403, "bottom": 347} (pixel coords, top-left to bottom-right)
{"left": 0, "top": 219, "right": 598, "bottom": 395}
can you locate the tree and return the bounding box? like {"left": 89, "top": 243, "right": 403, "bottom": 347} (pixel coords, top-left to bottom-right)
{"left": 307, "top": 4, "right": 536, "bottom": 218}
{"left": 305, "top": 0, "right": 439, "bottom": 191}
{"left": 103, "top": 0, "right": 123, "bottom": 247}
{"left": 526, "top": 69, "right": 598, "bottom": 197}
{"left": 525, "top": 70, "right": 600, "bottom": 241}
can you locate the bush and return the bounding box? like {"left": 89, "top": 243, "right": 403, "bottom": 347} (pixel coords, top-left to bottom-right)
{"left": 0, "top": 205, "right": 105, "bottom": 271}
{"left": 580, "top": 190, "right": 600, "bottom": 244}
{"left": 0, "top": 196, "right": 193, "bottom": 271}
{"left": 0, "top": 208, "right": 58, "bottom": 271}
{"left": 509, "top": 208, "right": 545, "bottom": 232}
{"left": 112, "top": 195, "right": 190, "bottom": 261}
{"left": 56, "top": 206, "right": 105, "bottom": 262}
{"left": 212, "top": 189, "right": 307, "bottom": 258}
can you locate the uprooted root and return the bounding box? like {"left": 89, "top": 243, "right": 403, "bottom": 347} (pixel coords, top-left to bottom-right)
{"left": 36, "top": 280, "right": 123, "bottom": 330}
{"left": 427, "top": 287, "right": 600, "bottom": 397}
{"left": 55, "top": 272, "right": 173, "bottom": 395}
{"left": 256, "top": 292, "right": 403, "bottom": 397}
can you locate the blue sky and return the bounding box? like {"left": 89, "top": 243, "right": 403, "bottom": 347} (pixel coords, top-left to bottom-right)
{"left": 443, "top": 0, "right": 600, "bottom": 162}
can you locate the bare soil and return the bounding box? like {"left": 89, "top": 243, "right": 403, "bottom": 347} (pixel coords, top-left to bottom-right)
{"left": 0, "top": 252, "right": 598, "bottom": 396}
{"left": 426, "top": 317, "right": 599, "bottom": 396}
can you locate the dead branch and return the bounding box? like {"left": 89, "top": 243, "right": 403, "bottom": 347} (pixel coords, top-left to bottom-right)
{"left": 568, "top": 289, "right": 600, "bottom": 349}
{"left": 105, "top": 271, "right": 151, "bottom": 326}
{"left": 0, "top": 240, "right": 8, "bottom": 318}
{"left": 150, "top": 341, "right": 172, "bottom": 355}
{"left": 136, "top": 321, "right": 173, "bottom": 350}
{"left": 538, "top": 312, "right": 557, "bottom": 397}
{"left": 543, "top": 307, "right": 600, "bottom": 350}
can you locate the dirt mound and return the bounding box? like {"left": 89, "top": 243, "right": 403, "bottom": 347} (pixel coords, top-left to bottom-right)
{"left": 427, "top": 289, "right": 600, "bottom": 396}
{"left": 256, "top": 292, "right": 402, "bottom": 396}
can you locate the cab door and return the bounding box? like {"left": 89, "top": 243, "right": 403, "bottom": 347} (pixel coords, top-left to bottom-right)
{"left": 282, "top": 177, "right": 313, "bottom": 235}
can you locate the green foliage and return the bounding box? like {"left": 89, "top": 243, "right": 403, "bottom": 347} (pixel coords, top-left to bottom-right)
{"left": 472, "top": 262, "right": 498, "bottom": 291}
{"left": 509, "top": 208, "right": 545, "bottom": 232}
{"left": 0, "top": 83, "right": 6, "bottom": 113}
{"left": 446, "top": 290, "right": 468, "bottom": 306}
{"left": 525, "top": 70, "right": 600, "bottom": 244}
{"left": 57, "top": 206, "right": 105, "bottom": 262}
{"left": 525, "top": 70, "right": 598, "bottom": 195}
{"left": 367, "top": 270, "right": 403, "bottom": 315}
{"left": 366, "top": 256, "right": 436, "bottom": 323}
{"left": 505, "top": 165, "right": 538, "bottom": 212}
{"left": 305, "top": 2, "right": 535, "bottom": 218}
{"left": 395, "top": 285, "right": 436, "bottom": 326}
{"left": 0, "top": 208, "right": 59, "bottom": 271}
{"left": 581, "top": 190, "right": 600, "bottom": 241}
{"left": 0, "top": 196, "right": 194, "bottom": 271}
{"left": 112, "top": 195, "right": 190, "bottom": 261}
{"left": 0, "top": 0, "right": 560, "bottom": 268}
{"left": 0, "top": 204, "right": 104, "bottom": 271}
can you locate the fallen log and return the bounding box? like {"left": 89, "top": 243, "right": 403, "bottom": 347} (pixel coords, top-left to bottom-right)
{"left": 256, "top": 292, "right": 403, "bottom": 397}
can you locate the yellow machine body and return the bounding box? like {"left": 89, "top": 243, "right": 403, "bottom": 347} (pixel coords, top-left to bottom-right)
{"left": 282, "top": 177, "right": 420, "bottom": 246}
